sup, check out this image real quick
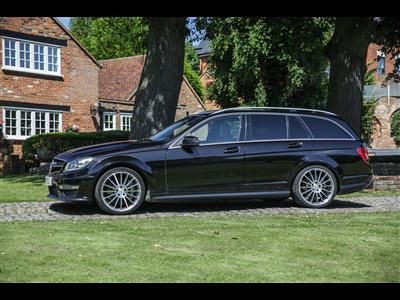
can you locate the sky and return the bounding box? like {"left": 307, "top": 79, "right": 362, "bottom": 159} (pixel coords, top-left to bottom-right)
{"left": 55, "top": 17, "right": 202, "bottom": 45}
{"left": 57, "top": 17, "right": 70, "bottom": 28}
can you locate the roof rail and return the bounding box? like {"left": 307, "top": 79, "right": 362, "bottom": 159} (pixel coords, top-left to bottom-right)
{"left": 212, "top": 106, "right": 338, "bottom": 116}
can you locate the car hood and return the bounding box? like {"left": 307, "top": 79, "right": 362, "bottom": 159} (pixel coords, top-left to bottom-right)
{"left": 55, "top": 139, "right": 164, "bottom": 161}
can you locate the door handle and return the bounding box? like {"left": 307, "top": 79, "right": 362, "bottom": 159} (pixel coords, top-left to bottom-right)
{"left": 224, "top": 146, "right": 240, "bottom": 153}
{"left": 288, "top": 142, "right": 303, "bottom": 148}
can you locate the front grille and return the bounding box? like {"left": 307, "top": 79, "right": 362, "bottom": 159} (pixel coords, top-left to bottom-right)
{"left": 49, "top": 159, "right": 66, "bottom": 174}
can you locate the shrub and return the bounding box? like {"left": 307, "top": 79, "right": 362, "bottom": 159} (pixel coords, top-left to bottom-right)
{"left": 23, "top": 130, "right": 130, "bottom": 164}
{"left": 361, "top": 98, "right": 377, "bottom": 145}
{"left": 391, "top": 110, "right": 400, "bottom": 146}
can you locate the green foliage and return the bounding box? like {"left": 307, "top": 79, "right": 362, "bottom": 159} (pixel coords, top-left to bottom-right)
{"left": 391, "top": 111, "right": 400, "bottom": 146}
{"left": 70, "top": 17, "right": 149, "bottom": 60}
{"left": 200, "top": 17, "right": 334, "bottom": 109}
{"left": 185, "top": 42, "right": 200, "bottom": 73}
{"left": 70, "top": 17, "right": 203, "bottom": 100}
{"left": 23, "top": 131, "right": 130, "bottom": 164}
{"left": 361, "top": 99, "right": 377, "bottom": 144}
{"left": 184, "top": 58, "right": 204, "bottom": 100}
{"left": 364, "top": 65, "right": 377, "bottom": 85}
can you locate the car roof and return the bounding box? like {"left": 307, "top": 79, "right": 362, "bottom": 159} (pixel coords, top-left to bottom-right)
{"left": 200, "top": 107, "right": 338, "bottom": 118}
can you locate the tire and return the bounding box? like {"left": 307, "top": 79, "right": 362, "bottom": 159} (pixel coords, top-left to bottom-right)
{"left": 94, "top": 167, "right": 146, "bottom": 215}
{"left": 291, "top": 165, "right": 337, "bottom": 208}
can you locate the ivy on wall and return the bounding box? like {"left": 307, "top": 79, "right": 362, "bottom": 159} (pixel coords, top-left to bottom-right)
{"left": 361, "top": 98, "right": 377, "bottom": 145}
{"left": 391, "top": 110, "right": 400, "bottom": 146}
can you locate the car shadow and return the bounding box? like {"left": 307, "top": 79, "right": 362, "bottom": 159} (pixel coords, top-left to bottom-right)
{"left": 48, "top": 198, "right": 372, "bottom": 216}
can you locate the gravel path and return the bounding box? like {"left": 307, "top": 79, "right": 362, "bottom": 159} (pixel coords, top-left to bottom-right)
{"left": 0, "top": 196, "right": 399, "bottom": 222}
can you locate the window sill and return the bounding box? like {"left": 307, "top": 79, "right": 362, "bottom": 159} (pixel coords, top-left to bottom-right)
{"left": 3, "top": 136, "right": 30, "bottom": 141}
{"left": 1, "top": 66, "right": 63, "bottom": 78}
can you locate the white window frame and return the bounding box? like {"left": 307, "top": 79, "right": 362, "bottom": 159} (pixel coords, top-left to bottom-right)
{"left": 2, "top": 107, "right": 63, "bottom": 140}
{"left": 120, "top": 113, "right": 132, "bottom": 132}
{"left": 2, "top": 37, "right": 62, "bottom": 77}
{"left": 103, "top": 112, "right": 116, "bottom": 131}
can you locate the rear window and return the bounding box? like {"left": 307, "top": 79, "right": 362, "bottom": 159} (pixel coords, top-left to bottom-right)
{"left": 301, "top": 116, "right": 352, "bottom": 139}
{"left": 288, "top": 116, "right": 310, "bottom": 139}
{"left": 247, "top": 114, "right": 287, "bottom": 140}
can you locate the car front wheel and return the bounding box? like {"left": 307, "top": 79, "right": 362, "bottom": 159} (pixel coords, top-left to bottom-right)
{"left": 94, "top": 167, "right": 146, "bottom": 214}
{"left": 291, "top": 165, "right": 337, "bottom": 208}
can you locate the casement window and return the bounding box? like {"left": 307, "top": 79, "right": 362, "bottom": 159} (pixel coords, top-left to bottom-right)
{"left": 120, "top": 114, "right": 131, "bottom": 132}
{"left": 377, "top": 51, "right": 385, "bottom": 76}
{"left": 103, "top": 113, "right": 116, "bottom": 131}
{"left": 2, "top": 37, "right": 61, "bottom": 76}
{"left": 3, "top": 108, "right": 62, "bottom": 140}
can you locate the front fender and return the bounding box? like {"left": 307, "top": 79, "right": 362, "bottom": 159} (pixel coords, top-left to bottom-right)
{"left": 89, "top": 156, "right": 155, "bottom": 189}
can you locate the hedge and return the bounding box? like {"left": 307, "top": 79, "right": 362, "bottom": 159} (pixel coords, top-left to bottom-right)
{"left": 391, "top": 110, "right": 400, "bottom": 146}
{"left": 23, "top": 130, "right": 130, "bottom": 164}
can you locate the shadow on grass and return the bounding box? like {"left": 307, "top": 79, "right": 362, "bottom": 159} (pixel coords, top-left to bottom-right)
{"left": 48, "top": 198, "right": 371, "bottom": 216}
{"left": 0, "top": 174, "right": 45, "bottom": 185}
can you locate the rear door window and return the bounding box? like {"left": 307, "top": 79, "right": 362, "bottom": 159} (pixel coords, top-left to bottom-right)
{"left": 288, "top": 116, "right": 310, "bottom": 139}
{"left": 301, "top": 116, "right": 352, "bottom": 139}
{"left": 247, "top": 114, "right": 287, "bottom": 140}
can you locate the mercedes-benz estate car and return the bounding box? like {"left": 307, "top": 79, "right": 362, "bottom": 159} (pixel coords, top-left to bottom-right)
{"left": 45, "top": 107, "right": 373, "bottom": 214}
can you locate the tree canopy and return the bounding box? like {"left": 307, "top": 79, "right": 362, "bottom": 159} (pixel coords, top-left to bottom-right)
{"left": 70, "top": 17, "right": 204, "bottom": 99}
{"left": 198, "top": 17, "right": 334, "bottom": 109}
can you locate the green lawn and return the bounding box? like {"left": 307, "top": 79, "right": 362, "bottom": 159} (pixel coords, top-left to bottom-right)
{"left": 0, "top": 175, "right": 398, "bottom": 204}
{"left": 0, "top": 175, "right": 48, "bottom": 203}
{"left": 0, "top": 212, "right": 399, "bottom": 282}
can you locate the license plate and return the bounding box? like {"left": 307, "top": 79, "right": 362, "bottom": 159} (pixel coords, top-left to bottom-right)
{"left": 45, "top": 176, "right": 54, "bottom": 186}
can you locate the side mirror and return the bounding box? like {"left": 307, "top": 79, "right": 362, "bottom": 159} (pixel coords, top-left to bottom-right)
{"left": 181, "top": 136, "right": 199, "bottom": 148}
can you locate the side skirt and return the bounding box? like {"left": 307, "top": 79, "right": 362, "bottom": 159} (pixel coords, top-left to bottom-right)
{"left": 148, "top": 191, "right": 290, "bottom": 202}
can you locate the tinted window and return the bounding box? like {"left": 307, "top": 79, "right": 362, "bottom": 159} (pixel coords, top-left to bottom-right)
{"left": 288, "top": 116, "right": 310, "bottom": 139}
{"left": 247, "top": 114, "right": 287, "bottom": 140}
{"left": 301, "top": 116, "right": 351, "bottom": 139}
{"left": 190, "top": 115, "right": 242, "bottom": 144}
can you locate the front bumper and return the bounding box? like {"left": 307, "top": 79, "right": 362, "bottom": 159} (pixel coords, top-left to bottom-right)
{"left": 47, "top": 172, "right": 96, "bottom": 203}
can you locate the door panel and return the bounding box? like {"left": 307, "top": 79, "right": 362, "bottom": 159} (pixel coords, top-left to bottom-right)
{"left": 243, "top": 114, "right": 314, "bottom": 192}
{"left": 244, "top": 140, "right": 315, "bottom": 191}
{"left": 165, "top": 114, "right": 245, "bottom": 195}
{"left": 166, "top": 143, "right": 246, "bottom": 194}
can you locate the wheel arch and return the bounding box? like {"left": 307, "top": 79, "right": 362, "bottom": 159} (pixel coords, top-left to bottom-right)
{"left": 91, "top": 156, "right": 154, "bottom": 194}
{"left": 288, "top": 154, "right": 343, "bottom": 193}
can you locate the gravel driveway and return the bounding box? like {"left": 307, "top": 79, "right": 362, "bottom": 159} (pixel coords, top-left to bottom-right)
{"left": 0, "top": 196, "right": 399, "bottom": 222}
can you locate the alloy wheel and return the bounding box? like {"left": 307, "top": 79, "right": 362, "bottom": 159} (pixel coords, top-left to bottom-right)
{"left": 297, "top": 167, "right": 335, "bottom": 206}
{"left": 100, "top": 170, "right": 142, "bottom": 213}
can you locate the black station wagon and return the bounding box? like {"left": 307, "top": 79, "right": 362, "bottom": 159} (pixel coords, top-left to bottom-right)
{"left": 46, "top": 107, "right": 373, "bottom": 214}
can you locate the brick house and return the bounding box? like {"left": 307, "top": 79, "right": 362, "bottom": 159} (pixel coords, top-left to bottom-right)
{"left": 0, "top": 17, "right": 205, "bottom": 174}
{"left": 98, "top": 55, "right": 206, "bottom": 131}
{"left": 366, "top": 43, "right": 399, "bottom": 84}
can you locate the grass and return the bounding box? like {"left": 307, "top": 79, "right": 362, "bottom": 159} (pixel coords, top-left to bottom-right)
{"left": 0, "top": 212, "right": 399, "bottom": 282}
{"left": 0, "top": 175, "right": 398, "bottom": 204}
{"left": 0, "top": 175, "right": 48, "bottom": 203}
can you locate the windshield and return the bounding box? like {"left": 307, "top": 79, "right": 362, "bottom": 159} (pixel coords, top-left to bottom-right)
{"left": 148, "top": 114, "right": 208, "bottom": 142}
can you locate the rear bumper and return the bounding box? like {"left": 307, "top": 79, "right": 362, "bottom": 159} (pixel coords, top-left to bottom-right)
{"left": 338, "top": 174, "right": 374, "bottom": 195}
{"left": 47, "top": 173, "right": 95, "bottom": 203}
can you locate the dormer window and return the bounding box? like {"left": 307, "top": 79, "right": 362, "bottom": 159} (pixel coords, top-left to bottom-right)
{"left": 2, "top": 37, "right": 61, "bottom": 76}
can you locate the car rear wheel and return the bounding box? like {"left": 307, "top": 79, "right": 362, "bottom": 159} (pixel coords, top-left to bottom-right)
{"left": 291, "top": 165, "right": 337, "bottom": 208}
{"left": 95, "top": 167, "right": 146, "bottom": 215}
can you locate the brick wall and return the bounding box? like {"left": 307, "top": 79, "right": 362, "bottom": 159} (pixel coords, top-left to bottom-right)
{"left": 366, "top": 43, "right": 395, "bottom": 85}
{"left": 0, "top": 17, "right": 99, "bottom": 158}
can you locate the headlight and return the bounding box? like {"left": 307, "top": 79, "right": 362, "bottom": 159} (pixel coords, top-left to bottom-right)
{"left": 64, "top": 157, "right": 94, "bottom": 171}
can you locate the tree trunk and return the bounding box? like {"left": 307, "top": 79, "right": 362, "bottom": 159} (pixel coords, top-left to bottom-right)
{"left": 130, "top": 17, "right": 186, "bottom": 140}
{"left": 326, "top": 18, "right": 376, "bottom": 135}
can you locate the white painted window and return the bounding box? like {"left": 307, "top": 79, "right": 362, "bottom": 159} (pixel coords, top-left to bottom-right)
{"left": 4, "top": 39, "right": 16, "bottom": 67}
{"left": 2, "top": 37, "right": 61, "bottom": 76}
{"left": 120, "top": 114, "right": 131, "bottom": 132}
{"left": 103, "top": 113, "right": 116, "bottom": 131}
{"left": 3, "top": 108, "right": 62, "bottom": 140}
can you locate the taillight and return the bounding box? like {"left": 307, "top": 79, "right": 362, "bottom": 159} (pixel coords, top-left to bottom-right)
{"left": 356, "top": 146, "right": 369, "bottom": 164}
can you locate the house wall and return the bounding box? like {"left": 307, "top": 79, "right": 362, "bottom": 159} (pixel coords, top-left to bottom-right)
{"left": 0, "top": 17, "right": 99, "bottom": 157}
{"left": 366, "top": 43, "right": 396, "bottom": 85}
